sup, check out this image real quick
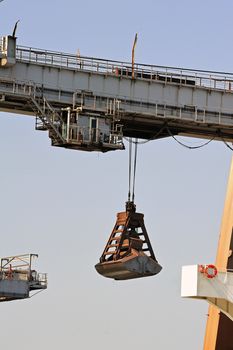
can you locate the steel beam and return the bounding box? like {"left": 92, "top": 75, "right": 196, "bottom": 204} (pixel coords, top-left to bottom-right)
{"left": 1, "top": 45, "right": 233, "bottom": 142}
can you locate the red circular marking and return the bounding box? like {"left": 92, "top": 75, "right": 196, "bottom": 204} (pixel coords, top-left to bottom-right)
{"left": 204, "top": 264, "right": 218, "bottom": 279}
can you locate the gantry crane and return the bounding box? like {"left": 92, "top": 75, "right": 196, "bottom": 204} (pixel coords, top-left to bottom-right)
{"left": 1, "top": 32, "right": 233, "bottom": 348}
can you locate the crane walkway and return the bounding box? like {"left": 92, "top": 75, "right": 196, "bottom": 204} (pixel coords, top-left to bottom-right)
{"left": 1, "top": 34, "right": 233, "bottom": 151}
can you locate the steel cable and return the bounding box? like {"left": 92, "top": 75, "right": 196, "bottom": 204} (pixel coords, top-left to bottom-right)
{"left": 132, "top": 139, "right": 138, "bottom": 203}
{"left": 166, "top": 126, "right": 216, "bottom": 149}
{"left": 128, "top": 138, "right": 132, "bottom": 201}
{"left": 127, "top": 138, "right": 138, "bottom": 203}
{"left": 221, "top": 137, "right": 233, "bottom": 151}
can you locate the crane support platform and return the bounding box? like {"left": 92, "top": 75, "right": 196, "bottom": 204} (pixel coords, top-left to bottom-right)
{"left": 1, "top": 35, "right": 233, "bottom": 151}
{"left": 0, "top": 253, "right": 47, "bottom": 302}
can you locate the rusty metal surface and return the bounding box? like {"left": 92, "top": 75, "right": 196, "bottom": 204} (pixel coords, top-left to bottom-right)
{"left": 95, "top": 251, "right": 162, "bottom": 280}
{"left": 95, "top": 202, "right": 162, "bottom": 280}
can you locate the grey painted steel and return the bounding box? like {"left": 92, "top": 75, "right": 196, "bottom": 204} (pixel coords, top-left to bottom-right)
{"left": 1, "top": 45, "right": 233, "bottom": 141}
{"left": 0, "top": 279, "right": 29, "bottom": 298}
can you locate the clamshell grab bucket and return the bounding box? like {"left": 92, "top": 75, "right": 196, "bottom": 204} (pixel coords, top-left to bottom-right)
{"left": 95, "top": 202, "right": 162, "bottom": 280}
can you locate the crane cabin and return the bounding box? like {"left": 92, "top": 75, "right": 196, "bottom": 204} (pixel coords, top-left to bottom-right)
{"left": 54, "top": 108, "right": 124, "bottom": 152}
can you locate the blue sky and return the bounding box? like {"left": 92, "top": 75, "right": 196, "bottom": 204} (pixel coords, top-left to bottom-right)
{"left": 0, "top": 1, "right": 233, "bottom": 349}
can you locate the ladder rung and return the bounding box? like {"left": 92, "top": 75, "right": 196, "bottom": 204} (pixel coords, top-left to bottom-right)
{"left": 109, "top": 237, "right": 121, "bottom": 242}
{"left": 113, "top": 229, "right": 124, "bottom": 233}
{"left": 107, "top": 244, "right": 118, "bottom": 248}
{"left": 104, "top": 251, "right": 115, "bottom": 255}
{"left": 116, "top": 220, "right": 126, "bottom": 225}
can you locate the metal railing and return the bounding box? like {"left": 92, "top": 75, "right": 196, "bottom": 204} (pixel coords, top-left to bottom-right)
{"left": 67, "top": 124, "right": 123, "bottom": 146}
{"left": 16, "top": 45, "right": 233, "bottom": 92}
{"left": 0, "top": 269, "right": 47, "bottom": 286}
{"left": 34, "top": 272, "right": 47, "bottom": 286}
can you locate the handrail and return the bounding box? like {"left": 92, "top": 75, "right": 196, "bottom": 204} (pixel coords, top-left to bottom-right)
{"left": 15, "top": 45, "right": 233, "bottom": 92}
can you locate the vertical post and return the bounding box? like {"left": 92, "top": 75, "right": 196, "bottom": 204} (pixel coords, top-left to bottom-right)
{"left": 131, "top": 33, "right": 138, "bottom": 80}
{"left": 29, "top": 254, "right": 32, "bottom": 280}
{"left": 204, "top": 157, "right": 233, "bottom": 349}
{"left": 66, "top": 107, "right": 71, "bottom": 142}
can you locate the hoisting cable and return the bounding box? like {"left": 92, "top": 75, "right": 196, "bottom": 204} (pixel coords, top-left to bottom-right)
{"left": 132, "top": 139, "right": 138, "bottom": 203}
{"left": 128, "top": 138, "right": 138, "bottom": 203}
{"left": 128, "top": 138, "right": 132, "bottom": 202}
